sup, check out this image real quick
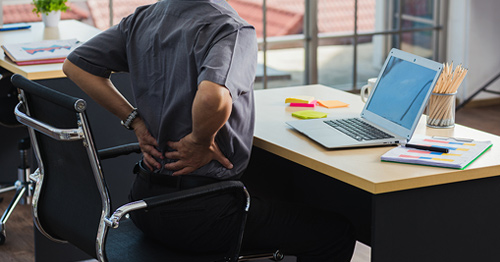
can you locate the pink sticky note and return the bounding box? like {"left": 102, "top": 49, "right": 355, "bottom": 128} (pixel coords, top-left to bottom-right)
{"left": 290, "top": 100, "right": 317, "bottom": 107}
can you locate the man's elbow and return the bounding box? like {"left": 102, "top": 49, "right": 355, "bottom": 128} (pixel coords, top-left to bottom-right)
{"left": 62, "top": 59, "right": 78, "bottom": 79}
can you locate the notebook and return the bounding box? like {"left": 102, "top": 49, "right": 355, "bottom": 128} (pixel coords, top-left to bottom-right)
{"left": 380, "top": 135, "right": 493, "bottom": 169}
{"left": 286, "top": 48, "right": 443, "bottom": 149}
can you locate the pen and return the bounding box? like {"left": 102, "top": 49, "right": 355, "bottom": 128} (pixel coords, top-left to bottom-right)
{"left": 404, "top": 143, "right": 449, "bottom": 153}
{"left": 0, "top": 25, "right": 32, "bottom": 32}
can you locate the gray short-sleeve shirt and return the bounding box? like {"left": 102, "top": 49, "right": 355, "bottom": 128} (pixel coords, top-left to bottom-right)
{"left": 67, "top": 0, "right": 257, "bottom": 179}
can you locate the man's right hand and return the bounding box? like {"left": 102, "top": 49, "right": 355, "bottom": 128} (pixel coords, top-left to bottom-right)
{"left": 132, "top": 116, "right": 163, "bottom": 171}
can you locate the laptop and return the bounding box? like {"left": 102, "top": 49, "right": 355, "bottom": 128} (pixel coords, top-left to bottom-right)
{"left": 286, "top": 48, "right": 443, "bottom": 149}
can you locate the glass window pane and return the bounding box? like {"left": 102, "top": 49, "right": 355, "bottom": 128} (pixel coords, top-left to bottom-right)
{"left": 254, "top": 47, "right": 305, "bottom": 90}
{"left": 357, "top": 35, "right": 388, "bottom": 89}
{"left": 402, "top": 0, "right": 435, "bottom": 19}
{"left": 230, "top": 0, "right": 305, "bottom": 89}
{"left": 357, "top": 0, "right": 376, "bottom": 33}
{"left": 318, "top": 39, "right": 353, "bottom": 91}
{"left": 318, "top": 0, "right": 355, "bottom": 34}
{"left": 231, "top": 0, "right": 304, "bottom": 38}
{"left": 394, "top": 0, "right": 436, "bottom": 30}
{"left": 400, "top": 30, "right": 434, "bottom": 59}
{"left": 88, "top": 0, "right": 156, "bottom": 30}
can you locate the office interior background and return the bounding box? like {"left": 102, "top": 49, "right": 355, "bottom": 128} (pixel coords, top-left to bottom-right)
{"left": 2, "top": 0, "right": 500, "bottom": 104}
{"left": 0, "top": 0, "right": 499, "bottom": 262}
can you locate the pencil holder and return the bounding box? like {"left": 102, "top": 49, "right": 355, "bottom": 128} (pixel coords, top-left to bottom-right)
{"left": 426, "top": 92, "right": 456, "bottom": 128}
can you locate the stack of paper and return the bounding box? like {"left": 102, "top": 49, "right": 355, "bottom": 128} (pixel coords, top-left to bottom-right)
{"left": 381, "top": 135, "right": 492, "bottom": 169}
{"left": 1, "top": 39, "right": 81, "bottom": 66}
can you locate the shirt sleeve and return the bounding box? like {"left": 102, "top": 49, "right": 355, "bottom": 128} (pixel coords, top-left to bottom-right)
{"left": 67, "top": 21, "right": 130, "bottom": 78}
{"left": 198, "top": 26, "right": 257, "bottom": 101}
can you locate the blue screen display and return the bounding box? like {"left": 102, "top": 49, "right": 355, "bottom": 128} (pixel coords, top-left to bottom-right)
{"left": 366, "top": 57, "right": 438, "bottom": 129}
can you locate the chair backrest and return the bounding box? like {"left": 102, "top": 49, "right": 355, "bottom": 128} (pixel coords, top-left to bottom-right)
{"left": 11, "top": 74, "right": 109, "bottom": 259}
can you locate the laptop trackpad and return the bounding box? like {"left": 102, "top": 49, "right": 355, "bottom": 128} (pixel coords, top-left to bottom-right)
{"left": 300, "top": 127, "right": 357, "bottom": 146}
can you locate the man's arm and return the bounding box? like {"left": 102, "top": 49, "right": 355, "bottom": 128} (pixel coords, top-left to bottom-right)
{"left": 164, "top": 80, "right": 234, "bottom": 175}
{"left": 62, "top": 60, "right": 164, "bottom": 170}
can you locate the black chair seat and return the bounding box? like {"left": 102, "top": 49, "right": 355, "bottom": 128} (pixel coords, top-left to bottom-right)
{"left": 106, "top": 219, "right": 225, "bottom": 262}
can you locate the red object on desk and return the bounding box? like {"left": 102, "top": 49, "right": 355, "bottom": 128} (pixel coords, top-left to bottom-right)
{"left": 15, "top": 58, "right": 66, "bottom": 66}
{"left": 290, "top": 100, "right": 317, "bottom": 107}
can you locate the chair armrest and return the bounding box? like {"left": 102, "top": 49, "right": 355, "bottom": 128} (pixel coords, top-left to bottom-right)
{"left": 106, "top": 180, "right": 249, "bottom": 228}
{"left": 98, "top": 142, "right": 141, "bottom": 160}
{"left": 145, "top": 180, "right": 248, "bottom": 209}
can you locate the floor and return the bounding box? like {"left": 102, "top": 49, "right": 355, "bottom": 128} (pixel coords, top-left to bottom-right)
{"left": 1, "top": 103, "right": 499, "bottom": 262}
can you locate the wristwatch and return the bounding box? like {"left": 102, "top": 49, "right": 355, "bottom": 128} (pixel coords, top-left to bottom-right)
{"left": 121, "top": 108, "right": 138, "bottom": 130}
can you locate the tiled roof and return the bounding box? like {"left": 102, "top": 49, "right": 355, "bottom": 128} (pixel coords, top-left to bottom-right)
{"left": 87, "top": 0, "right": 157, "bottom": 30}
{"left": 86, "top": 0, "right": 303, "bottom": 36}
{"left": 228, "top": 0, "right": 303, "bottom": 37}
{"left": 3, "top": 0, "right": 375, "bottom": 37}
{"left": 232, "top": 0, "right": 375, "bottom": 33}
{"left": 86, "top": 0, "right": 374, "bottom": 36}
{"left": 3, "top": 3, "right": 89, "bottom": 24}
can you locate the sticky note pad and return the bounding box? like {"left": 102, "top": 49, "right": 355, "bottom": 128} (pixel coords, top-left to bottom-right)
{"left": 292, "top": 110, "right": 328, "bottom": 119}
{"left": 317, "top": 100, "right": 349, "bottom": 109}
{"left": 285, "top": 95, "right": 315, "bottom": 104}
{"left": 290, "top": 100, "right": 317, "bottom": 107}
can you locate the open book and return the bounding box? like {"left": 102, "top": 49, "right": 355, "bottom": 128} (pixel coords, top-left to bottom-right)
{"left": 1, "top": 39, "right": 81, "bottom": 65}
{"left": 381, "top": 135, "right": 492, "bottom": 169}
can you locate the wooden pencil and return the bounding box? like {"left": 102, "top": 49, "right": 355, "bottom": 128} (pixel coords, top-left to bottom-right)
{"left": 427, "top": 63, "right": 468, "bottom": 127}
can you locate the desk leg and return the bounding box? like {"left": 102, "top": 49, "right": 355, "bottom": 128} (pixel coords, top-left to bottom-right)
{"left": 371, "top": 176, "right": 500, "bottom": 262}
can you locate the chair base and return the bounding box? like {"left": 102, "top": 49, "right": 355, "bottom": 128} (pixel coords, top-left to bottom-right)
{"left": 0, "top": 182, "right": 28, "bottom": 245}
{"left": 0, "top": 137, "right": 32, "bottom": 245}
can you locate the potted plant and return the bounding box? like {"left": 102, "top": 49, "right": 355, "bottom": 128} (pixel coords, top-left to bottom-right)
{"left": 32, "top": 0, "right": 69, "bottom": 27}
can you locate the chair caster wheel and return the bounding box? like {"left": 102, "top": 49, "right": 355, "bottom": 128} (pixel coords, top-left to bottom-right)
{"left": 272, "top": 250, "right": 284, "bottom": 261}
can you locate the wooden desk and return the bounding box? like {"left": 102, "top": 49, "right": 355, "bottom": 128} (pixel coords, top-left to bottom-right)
{"left": 0, "top": 20, "right": 101, "bottom": 80}
{"left": 250, "top": 85, "right": 500, "bottom": 261}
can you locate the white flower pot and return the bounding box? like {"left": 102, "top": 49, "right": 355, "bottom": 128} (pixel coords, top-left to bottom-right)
{"left": 42, "top": 11, "right": 61, "bottom": 27}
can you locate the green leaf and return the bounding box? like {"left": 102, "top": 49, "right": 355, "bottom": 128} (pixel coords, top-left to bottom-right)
{"left": 32, "top": 0, "right": 69, "bottom": 16}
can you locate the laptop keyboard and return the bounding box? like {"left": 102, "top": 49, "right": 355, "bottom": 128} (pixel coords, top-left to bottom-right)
{"left": 324, "top": 118, "right": 394, "bottom": 141}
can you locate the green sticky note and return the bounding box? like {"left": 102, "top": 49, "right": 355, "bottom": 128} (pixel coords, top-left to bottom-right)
{"left": 292, "top": 110, "right": 328, "bottom": 119}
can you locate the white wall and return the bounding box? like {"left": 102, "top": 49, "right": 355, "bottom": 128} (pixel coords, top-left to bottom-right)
{"left": 447, "top": 0, "right": 500, "bottom": 102}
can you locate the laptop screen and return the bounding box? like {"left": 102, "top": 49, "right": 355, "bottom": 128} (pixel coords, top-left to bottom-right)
{"left": 365, "top": 56, "right": 439, "bottom": 130}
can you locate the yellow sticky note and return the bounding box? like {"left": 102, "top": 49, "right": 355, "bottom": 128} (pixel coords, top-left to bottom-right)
{"left": 317, "top": 100, "right": 349, "bottom": 109}
{"left": 292, "top": 110, "right": 328, "bottom": 119}
{"left": 285, "top": 95, "right": 315, "bottom": 104}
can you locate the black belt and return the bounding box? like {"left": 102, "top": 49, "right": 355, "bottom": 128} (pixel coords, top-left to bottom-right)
{"left": 133, "top": 161, "right": 219, "bottom": 189}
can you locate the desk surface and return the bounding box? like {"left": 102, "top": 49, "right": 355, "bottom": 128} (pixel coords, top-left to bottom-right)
{"left": 253, "top": 85, "right": 500, "bottom": 194}
{"left": 0, "top": 20, "right": 101, "bottom": 80}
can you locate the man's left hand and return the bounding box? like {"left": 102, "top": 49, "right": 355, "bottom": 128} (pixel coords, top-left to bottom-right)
{"left": 164, "top": 133, "right": 233, "bottom": 176}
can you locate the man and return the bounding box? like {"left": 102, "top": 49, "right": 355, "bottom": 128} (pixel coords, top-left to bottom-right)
{"left": 63, "top": 0, "right": 355, "bottom": 260}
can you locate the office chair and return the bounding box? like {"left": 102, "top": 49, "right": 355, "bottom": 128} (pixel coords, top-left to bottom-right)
{"left": 0, "top": 69, "right": 32, "bottom": 245}
{"left": 11, "top": 74, "right": 284, "bottom": 261}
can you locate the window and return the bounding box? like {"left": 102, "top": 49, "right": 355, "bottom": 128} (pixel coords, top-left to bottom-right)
{"left": 235, "top": 0, "right": 446, "bottom": 91}
{"left": 1, "top": 0, "right": 443, "bottom": 92}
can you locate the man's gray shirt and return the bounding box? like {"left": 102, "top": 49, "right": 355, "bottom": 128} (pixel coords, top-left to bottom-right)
{"left": 68, "top": 0, "right": 257, "bottom": 179}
